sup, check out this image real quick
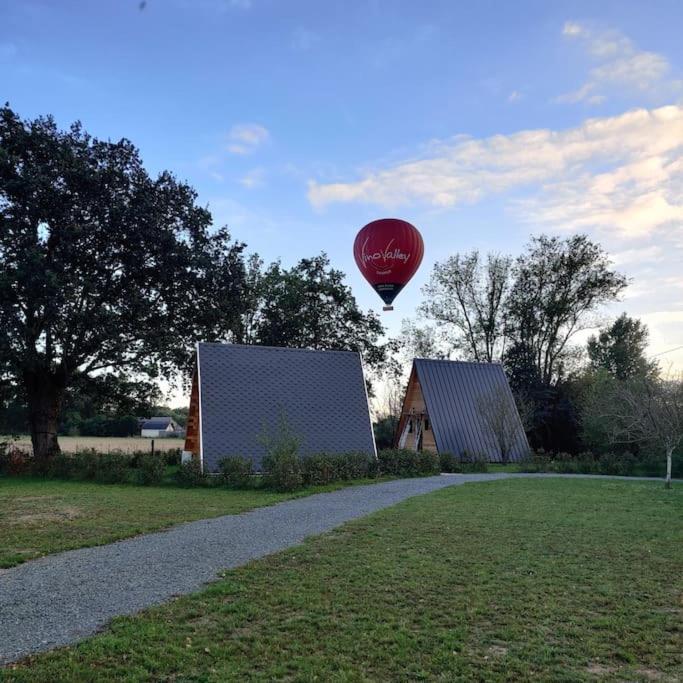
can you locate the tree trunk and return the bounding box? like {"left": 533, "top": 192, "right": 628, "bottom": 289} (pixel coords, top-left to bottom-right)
{"left": 24, "top": 370, "right": 65, "bottom": 461}
{"left": 665, "top": 447, "right": 673, "bottom": 489}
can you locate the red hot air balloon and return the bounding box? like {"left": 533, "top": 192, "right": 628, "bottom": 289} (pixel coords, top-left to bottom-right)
{"left": 353, "top": 218, "right": 424, "bottom": 311}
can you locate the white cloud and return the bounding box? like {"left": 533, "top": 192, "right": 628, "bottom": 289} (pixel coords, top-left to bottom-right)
{"left": 239, "top": 167, "right": 265, "bottom": 189}
{"left": 557, "top": 22, "right": 679, "bottom": 104}
{"left": 508, "top": 90, "right": 522, "bottom": 103}
{"left": 309, "top": 104, "right": 683, "bottom": 239}
{"left": 226, "top": 123, "right": 270, "bottom": 155}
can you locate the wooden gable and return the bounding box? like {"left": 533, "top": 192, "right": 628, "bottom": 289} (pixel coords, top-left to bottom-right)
{"left": 394, "top": 366, "right": 437, "bottom": 452}
{"left": 183, "top": 367, "right": 201, "bottom": 462}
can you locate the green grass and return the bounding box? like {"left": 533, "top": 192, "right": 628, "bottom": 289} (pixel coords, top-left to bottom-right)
{"left": 3, "top": 478, "right": 681, "bottom": 681}
{"left": 0, "top": 476, "right": 385, "bottom": 568}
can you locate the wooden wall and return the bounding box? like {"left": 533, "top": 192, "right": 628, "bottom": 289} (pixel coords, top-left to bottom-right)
{"left": 394, "top": 368, "right": 437, "bottom": 453}
{"left": 183, "top": 368, "right": 201, "bottom": 462}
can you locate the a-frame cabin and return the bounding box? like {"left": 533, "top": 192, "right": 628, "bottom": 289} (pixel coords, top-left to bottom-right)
{"left": 395, "top": 358, "right": 529, "bottom": 462}
{"left": 183, "top": 342, "right": 376, "bottom": 472}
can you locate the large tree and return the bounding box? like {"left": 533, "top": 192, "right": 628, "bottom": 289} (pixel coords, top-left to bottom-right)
{"left": 249, "top": 253, "right": 385, "bottom": 368}
{"left": 421, "top": 251, "right": 511, "bottom": 362}
{"left": 587, "top": 313, "right": 656, "bottom": 380}
{"left": 0, "top": 106, "right": 248, "bottom": 459}
{"left": 505, "top": 235, "right": 628, "bottom": 386}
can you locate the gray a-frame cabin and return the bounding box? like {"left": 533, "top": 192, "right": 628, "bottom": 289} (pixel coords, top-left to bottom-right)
{"left": 395, "top": 359, "right": 530, "bottom": 463}
{"left": 184, "top": 343, "right": 376, "bottom": 472}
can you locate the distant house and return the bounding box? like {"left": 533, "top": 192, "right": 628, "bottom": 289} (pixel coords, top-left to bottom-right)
{"left": 184, "top": 342, "right": 376, "bottom": 472}
{"left": 395, "top": 359, "right": 529, "bottom": 462}
{"left": 140, "top": 417, "right": 182, "bottom": 438}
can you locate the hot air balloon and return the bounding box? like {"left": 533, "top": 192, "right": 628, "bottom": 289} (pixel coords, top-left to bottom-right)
{"left": 353, "top": 218, "right": 424, "bottom": 311}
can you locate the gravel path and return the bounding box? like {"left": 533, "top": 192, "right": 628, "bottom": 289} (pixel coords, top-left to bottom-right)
{"left": 0, "top": 473, "right": 667, "bottom": 665}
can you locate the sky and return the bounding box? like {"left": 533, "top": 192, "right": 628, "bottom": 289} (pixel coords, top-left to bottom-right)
{"left": 2, "top": 0, "right": 682, "bottom": 391}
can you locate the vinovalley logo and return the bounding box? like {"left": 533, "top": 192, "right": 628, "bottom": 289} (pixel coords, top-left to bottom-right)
{"left": 361, "top": 238, "right": 411, "bottom": 275}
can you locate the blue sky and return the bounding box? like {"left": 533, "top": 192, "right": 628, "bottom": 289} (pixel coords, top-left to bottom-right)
{"left": 2, "top": 0, "right": 682, "bottom": 378}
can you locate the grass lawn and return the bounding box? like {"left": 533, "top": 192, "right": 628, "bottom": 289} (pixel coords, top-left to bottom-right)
{"left": 4, "top": 478, "right": 681, "bottom": 682}
{"left": 0, "top": 477, "right": 383, "bottom": 569}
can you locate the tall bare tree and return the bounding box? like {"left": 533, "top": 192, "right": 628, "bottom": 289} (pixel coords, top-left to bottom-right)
{"left": 421, "top": 251, "right": 512, "bottom": 362}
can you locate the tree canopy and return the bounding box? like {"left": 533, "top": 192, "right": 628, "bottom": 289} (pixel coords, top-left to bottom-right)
{"left": 587, "top": 313, "right": 656, "bottom": 380}
{"left": 245, "top": 254, "right": 385, "bottom": 368}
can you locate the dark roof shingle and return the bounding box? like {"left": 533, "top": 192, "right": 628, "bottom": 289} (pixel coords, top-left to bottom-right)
{"left": 197, "top": 343, "right": 376, "bottom": 471}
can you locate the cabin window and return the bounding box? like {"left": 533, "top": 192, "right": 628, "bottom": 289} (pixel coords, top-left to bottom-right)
{"left": 408, "top": 419, "right": 413, "bottom": 433}
{"left": 424, "top": 418, "right": 430, "bottom": 431}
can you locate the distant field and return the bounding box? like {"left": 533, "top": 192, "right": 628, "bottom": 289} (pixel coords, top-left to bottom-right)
{"left": 4, "top": 436, "right": 184, "bottom": 455}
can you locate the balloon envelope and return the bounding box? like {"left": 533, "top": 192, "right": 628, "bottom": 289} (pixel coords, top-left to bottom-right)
{"left": 353, "top": 218, "right": 424, "bottom": 308}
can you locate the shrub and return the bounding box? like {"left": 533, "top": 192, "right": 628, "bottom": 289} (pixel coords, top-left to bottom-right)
{"left": 439, "top": 451, "right": 461, "bottom": 473}
{"left": 521, "top": 450, "right": 641, "bottom": 476}
{"left": 259, "top": 412, "right": 303, "bottom": 492}
{"left": 174, "top": 460, "right": 208, "bottom": 487}
{"left": 45, "top": 454, "right": 75, "bottom": 479}
{"left": 458, "top": 450, "right": 489, "bottom": 473}
{"left": 597, "top": 451, "right": 636, "bottom": 476}
{"left": 0, "top": 443, "right": 30, "bottom": 476}
{"left": 300, "top": 451, "right": 378, "bottom": 487}
{"left": 263, "top": 450, "right": 302, "bottom": 492}
{"left": 416, "top": 450, "right": 441, "bottom": 475}
{"left": 164, "top": 448, "right": 182, "bottom": 467}
{"left": 136, "top": 453, "right": 166, "bottom": 486}
{"left": 69, "top": 449, "right": 101, "bottom": 480}
{"left": 94, "top": 452, "right": 132, "bottom": 484}
{"left": 377, "top": 449, "right": 440, "bottom": 477}
{"left": 336, "top": 451, "right": 378, "bottom": 480}
{"left": 218, "top": 456, "right": 253, "bottom": 489}
{"left": 301, "top": 452, "right": 337, "bottom": 486}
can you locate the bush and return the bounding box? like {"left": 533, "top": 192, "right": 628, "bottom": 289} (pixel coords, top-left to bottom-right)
{"left": 174, "top": 460, "right": 208, "bottom": 487}
{"left": 263, "top": 450, "right": 302, "bottom": 492}
{"left": 335, "top": 451, "right": 378, "bottom": 480}
{"left": 45, "top": 454, "right": 75, "bottom": 479}
{"left": 259, "top": 413, "right": 303, "bottom": 492}
{"left": 69, "top": 449, "right": 102, "bottom": 480}
{"left": 416, "top": 450, "right": 441, "bottom": 475}
{"left": 459, "top": 450, "right": 489, "bottom": 473}
{"left": 164, "top": 448, "right": 182, "bottom": 467}
{"left": 94, "top": 452, "right": 132, "bottom": 484}
{"left": 136, "top": 453, "right": 166, "bottom": 486}
{"left": 598, "top": 451, "right": 636, "bottom": 476}
{"left": 218, "top": 456, "right": 253, "bottom": 489}
{"left": 439, "top": 452, "right": 462, "bottom": 473}
{"left": 301, "top": 452, "right": 337, "bottom": 486}
{"left": 0, "top": 443, "right": 30, "bottom": 476}
{"left": 521, "top": 450, "right": 643, "bottom": 476}
{"left": 377, "top": 449, "right": 440, "bottom": 477}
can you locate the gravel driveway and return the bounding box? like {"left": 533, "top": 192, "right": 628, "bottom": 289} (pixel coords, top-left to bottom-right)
{"left": 0, "top": 473, "right": 665, "bottom": 665}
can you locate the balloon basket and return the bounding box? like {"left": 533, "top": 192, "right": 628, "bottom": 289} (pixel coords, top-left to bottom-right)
{"left": 383, "top": 305, "right": 394, "bottom": 311}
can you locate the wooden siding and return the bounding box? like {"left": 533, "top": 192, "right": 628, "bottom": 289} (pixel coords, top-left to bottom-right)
{"left": 394, "top": 368, "right": 437, "bottom": 453}
{"left": 183, "top": 368, "right": 201, "bottom": 462}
